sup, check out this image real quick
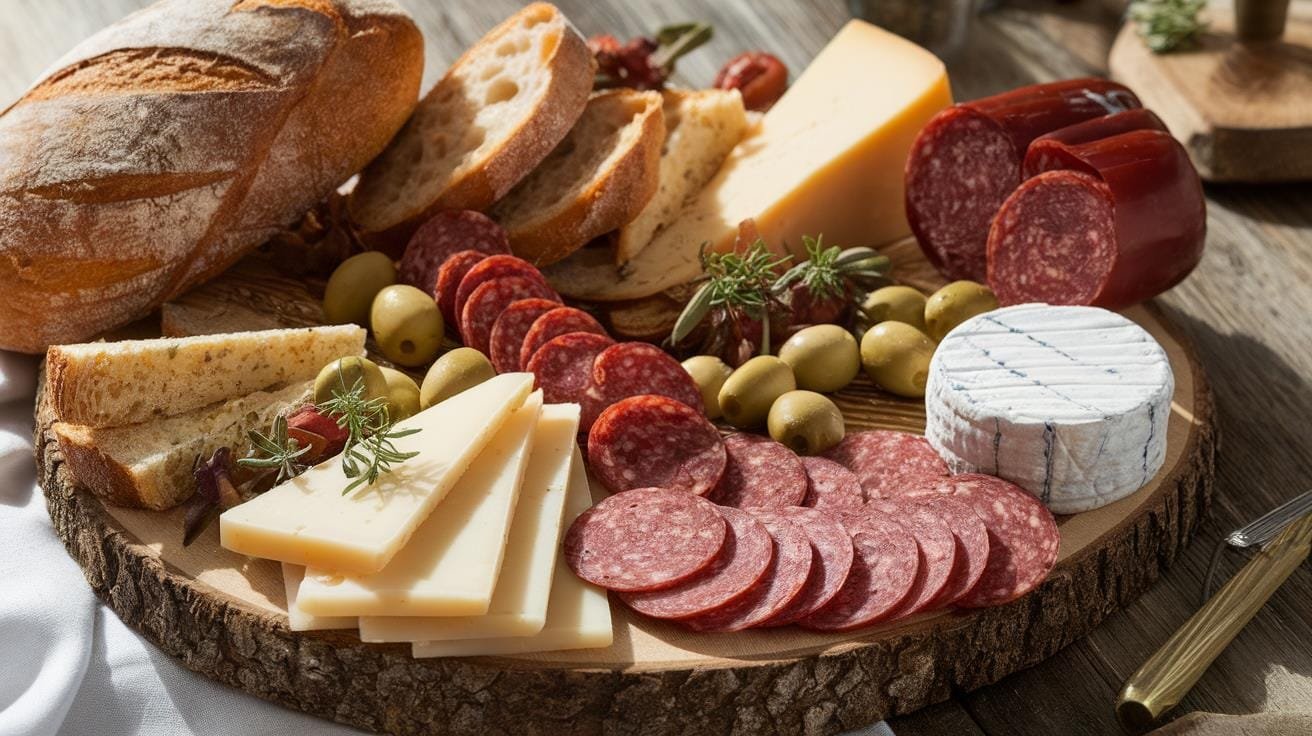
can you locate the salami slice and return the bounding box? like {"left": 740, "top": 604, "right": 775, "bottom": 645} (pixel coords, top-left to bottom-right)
{"left": 397, "top": 210, "right": 510, "bottom": 291}
{"left": 488, "top": 298, "right": 560, "bottom": 374}
{"left": 905, "top": 474, "right": 1059, "bottom": 607}
{"left": 914, "top": 495, "right": 990, "bottom": 606}
{"left": 801, "top": 509, "right": 919, "bottom": 632}
{"left": 454, "top": 254, "right": 553, "bottom": 325}
{"left": 800, "top": 456, "right": 864, "bottom": 511}
{"left": 759, "top": 507, "right": 854, "bottom": 626}
{"left": 435, "top": 250, "right": 488, "bottom": 325}
{"left": 587, "top": 342, "right": 702, "bottom": 413}
{"left": 709, "top": 433, "right": 807, "bottom": 509}
{"left": 588, "top": 395, "right": 726, "bottom": 496}
{"left": 621, "top": 507, "right": 774, "bottom": 620}
{"left": 564, "top": 487, "right": 727, "bottom": 593}
{"left": 527, "top": 332, "right": 615, "bottom": 406}
{"left": 822, "top": 430, "right": 949, "bottom": 499}
{"left": 866, "top": 499, "right": 958, "bottom": 617}
{"left": 684, "top": 510, "right": 812, "bottom": 631}
{"left": 519, "top": 307, "right": 608, "bottom": 370}
{"left": 458, "top": 276, "right": 559, "bottom": 354}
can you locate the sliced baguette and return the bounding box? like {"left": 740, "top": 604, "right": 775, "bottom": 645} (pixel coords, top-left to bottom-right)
{"left": 616, "top": 89, "right": 748, "bottom": 266}
{"left": 54, "top": 381, "right": 312, "bottom": 510}
{"left": 491, "top": 90, "right": 665, "bottom": 266}
{"left": 348, "top": 3, "right": 594, "bottom": 251}
{"left": 46, "top": 325, "right": 365, "bottom": 427}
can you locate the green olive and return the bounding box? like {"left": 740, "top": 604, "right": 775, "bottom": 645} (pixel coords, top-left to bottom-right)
{"left": 924, "top": 280, "right": 999, "bottom": 341}
{"left": 370, "top": 285, "right": 444, "bottom": 367}
{"left": 767, "top": 390, "right": 846, "bottom": 455}
{"left": 323, "top": 251, "right": 397, "bottom": 326}
{"left": 858, "top": 285, "right": 928, "bottom": 334}
{"left": 777, "top": 324, "right": 860, "bottom": 393}
{"left": 420, "top": 347, "right": 495, "bottom": 409}
{"left": 860, "top": 322, "right": 937, "bottom": 398}
{"left": 718, "top": 355, "right": 796, "bottom": 429}
{"left": 379, "top": 366, "right": 422, "bottom": 421}
{"left": 682, "top": 355, "right": 733, "bottom": 419}
{"left": 313, "top": 356, "right": 389, "bottom": 406}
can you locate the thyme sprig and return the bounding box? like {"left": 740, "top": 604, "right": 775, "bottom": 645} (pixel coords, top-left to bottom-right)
{"left": 318, "top": 377, "right": 420, "bottom": 495}
{"left": 237, "top": 415, "right": 310, "bottom": 485}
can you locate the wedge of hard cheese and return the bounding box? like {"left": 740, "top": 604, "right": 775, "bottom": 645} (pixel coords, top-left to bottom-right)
{"left": 282, "top": 564, "right": 355, "bottom": 632}
{"left": 359, "top": 402, "right": 580, "bottom": 641}
{"left": 543, "top": 20, "right": 951, "bottom": 302}
{"left": 220, "top": 372, "right": 534, "bottom": 573}
{"left": 410, "top": 447, "right": 612, "bottom": 657}
{"left": 296, "top": 392, "right": 544, "bottom": 617}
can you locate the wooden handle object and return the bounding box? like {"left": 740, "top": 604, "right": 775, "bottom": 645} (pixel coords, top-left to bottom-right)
{"left": 1235, "top": 0, "right": 1291, "bottom": 41}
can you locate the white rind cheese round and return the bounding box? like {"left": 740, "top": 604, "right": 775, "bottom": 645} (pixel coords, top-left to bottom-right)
{"left": 925, "top": 303, "right": 1173, "bottom": 514}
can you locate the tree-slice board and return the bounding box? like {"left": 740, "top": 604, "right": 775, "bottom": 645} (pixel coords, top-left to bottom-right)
{"left": 36, "top": 239, "right": 1216, "bottom": 736}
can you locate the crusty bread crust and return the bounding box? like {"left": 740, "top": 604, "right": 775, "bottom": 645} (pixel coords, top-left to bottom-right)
{"left": 53, "top": 424, "right": 154, "bottom": 508}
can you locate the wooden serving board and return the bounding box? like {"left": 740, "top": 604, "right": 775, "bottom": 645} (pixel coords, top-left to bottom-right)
{"left": 35, "top": 239, "right": 1217, "bottom": 736}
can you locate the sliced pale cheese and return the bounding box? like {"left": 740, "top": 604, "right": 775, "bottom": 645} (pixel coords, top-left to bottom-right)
{"left": 295, "top": 392, "right": 543, "bottom": 617}
{"left": 542, "top": 20, "right": 951, "bottom": 302}
{"left": 281, "top": 564, "right": 355, "bottom": 632}
{"left": 359, "top": 403, "right": 580, "bottom": 642}
{"left": 410, "top": 448, "right": 613, "bottom": 657}
{"left": 219, "top": 373, "right": 534, "bottom": 574}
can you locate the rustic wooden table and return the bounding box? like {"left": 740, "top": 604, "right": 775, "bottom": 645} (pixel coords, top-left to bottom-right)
{"left": 3, "top": 0, "right": 1310, "bottom": 734}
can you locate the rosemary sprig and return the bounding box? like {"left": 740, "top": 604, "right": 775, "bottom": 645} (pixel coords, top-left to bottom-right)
{"left": 774, "top": 236, "right": 845, "bottom": 301}
{"left": 318, "top": 377, "right": 420, "bottom": 495}
{"left": 236, "top": 415, "right": 310, "bottom": 485}
{"left": 670, "top": 240, "right": 791, "bottom": 345}
{"left": 1129, "top": 0, "right": 1208, "bottom": 53}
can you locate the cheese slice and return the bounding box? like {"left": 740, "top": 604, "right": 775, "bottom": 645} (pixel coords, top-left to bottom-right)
{"left": 542, "top": 20, "right": 951, "bottom": 302}
{"left": 281, "top": 564, "right": 355, "bottom": 632}
{"left": 410, "top": 448, "right": 613, "bottom": 658}
{"left": 219, "top": 372, "right": 534, "bottom": 573}
{"left": 295, "top": 392, "right": 543, "bottom": 617}
{"left": 359, "top": 403, "right": 580, "bottom": 642}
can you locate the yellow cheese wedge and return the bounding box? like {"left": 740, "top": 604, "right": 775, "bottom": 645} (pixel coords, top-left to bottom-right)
{"left": 281, "top": 564, "right": 355, "bottom": 632}
{"left": 410, "top": 448, "right": 613, "bottom": 657}
{"left": 219, "top": 372, "right": 534, "bottom": 574}
{"left": 295, "top": 392, "right": 544, "bottom": 617}
{"left": 358, "top": 403, "right": 580, "bottom": 642}
{"left": 542, "top": 20, "right": 951, "bottom": 302}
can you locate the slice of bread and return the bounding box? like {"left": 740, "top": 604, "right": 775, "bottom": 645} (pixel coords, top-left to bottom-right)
{"left": 616, "top": 89, "right": 749, "bottom": 266}
{"left": 46, "top": 325, "right": 364, "bottom": 428}
{"left": 54, "top": 381, "right": 312, "bottom": 510}
{"left": 491, "top": 90, "right": 665, "bottom": 266}
{"left": 348, "top": 3, "right": 593, "bottom": 251}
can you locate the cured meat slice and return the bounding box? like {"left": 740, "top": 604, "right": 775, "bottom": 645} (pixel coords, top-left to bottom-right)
{"left": 454, "top": 254, "right": 553, "bottom": 324}
{"left": 906, "top": 474, "right": 1059, "bottom": 607}
{"left": 904, "top": 79, "right": 1140, "bottom": 281}
{"left": 914, "top": 495, "right": 990, "bottom": 606}
{"left": 800, "top": 456, "right": 864, "bottom": 511}
{"left": 709, "top": 433, "right": 807, "bottom": 509}
{"left": 564, "top": 487, "right": 727, "bottom": 593}
{"left": 435, "top": 250, "right": 488, "bottom": 324}
{"left": 397, "top": 210, "right": 510, "bottom": 291}
{"left": 684, "top": 509, "right": 813, "bottom": 631}
{"left": 822, "top": 430, "right": 949, "bottom": 499}
{"left": 519, "top": 307, "right": 608, "bottom": 370}
{"left": 588, "top": 395, "right": 726, "bottom": 496}
{"left": 801, "top": 509, "right": 919, "bottom": 631}
{"left": 866, "top": 499, "right": 957, "bottom": 617}
{"left": 527, "top": 332, "right": 615, "bottom": 406}
{"left": 458, "top": 276, "right": 559, "bottom": 354}
{"left": 587, "top": 342, "right": 702, "bottom": 413}
{"left": 759, "top": 507, "right": 854, "bottom": 626}
{"left": 488, "top": 298, "right": 560, "bottom": 374}
{"left": 621, "top": 507, "right": 774, "bottom": 620}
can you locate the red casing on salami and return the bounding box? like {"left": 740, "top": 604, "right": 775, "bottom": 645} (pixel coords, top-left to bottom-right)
{"left": 518, "top": 307, "right": 607, "bottom": 371}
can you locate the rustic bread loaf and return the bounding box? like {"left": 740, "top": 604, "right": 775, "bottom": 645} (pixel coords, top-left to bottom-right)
{"left": 46, "top": 325, "right": 365, "bottom": 427}
{"left": 0, "top": 0, "right": 423, "bottom": 354}
{"left": 348, "top": 2, "right": 594, "bottom": 251}
{"left": 54, "top": 381, "right": 313, "bottom": 510}
{"left": 491, "top": 90, "right": 665, "bottom": 266}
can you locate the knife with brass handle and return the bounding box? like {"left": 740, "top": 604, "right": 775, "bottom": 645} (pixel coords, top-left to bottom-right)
{"left": 1117, "top": 512, "right": 1312, "bottom": 731}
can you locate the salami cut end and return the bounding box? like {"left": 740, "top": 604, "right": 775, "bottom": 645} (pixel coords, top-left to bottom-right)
{"left": 519, "top": 307, "right": 607, "bottom": 370}
{"left": 435, "top": 250, "right": 488, "bottom": 323}
{"left": 458, "top": 275, "right": 559, "bottom": 354}
{"left": 398, "top": 210, "right": 509, "bottom": 291}
{"left": 488, "top": 298, "right": 560, "bottom": 374}
{"left": 800, "top": 509, "right": 919, "bottom": 632}
{"left": 800, "top": 456, "right": 864, "bottom": 511}
{"left": 527, "top": 332, "right": 614, "bottom": 406}
{"left": 759, "top": 507, "right": 854, "bottom": 626}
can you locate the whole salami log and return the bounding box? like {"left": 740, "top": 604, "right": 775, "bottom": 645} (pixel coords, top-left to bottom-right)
{"left": 866, "top": 499, "right": 957, "bottom": 617}
{"left": 582, "top": 342, "right": 704, "bottom": 432}
{"left": 800, "top": 456, "right": 864, "bottom": 511}
{"left": 683, "top": 510, "right": 812, "bottom": 632}
{"left": 435, "top": 250, "right": 488, "bottom": 324}
{"left": 587, "top": 395, "right": 727, "bottom": 496}
{"left": 527, "top": 332, "right": 615, "bottom": 406}
{"left": 454, "top": 254, "right": 553, "bottom": 324}
{"left": 397, "top": 210, "right": 510, "bottom": 291}
{"left": 709, "top": 433, "right": 808, "bottom": 509}
{"left": 458, "top": 276, "right": 559, "bottom": 354}
{"left": 518, "top": 307, "right": 608, "bottom": 370}
{"left": 988, "top": 119, "right": 1205, "bottom": 309}
{"left": 621, "top": 506, "right": 774, "bottom": 620}
{"left": 488, "top": 298, "right": 560, "bottom": 374}
{"left": 800, "top": 509, "right": 919, "bottom": 632}
{"left": 760, "top": 506, "right": 854, "bottom": 626}
{"left": 905, "top": 78, "right": 1141, "bottom": 281}
{"left": 915, "top": 495, "right": 990, "bottom": 606}
{"left": 564, "top": 487, "right": 727, "bottom": 593}
{"left": 822, "top": 430, "right": 949, "bottom": 499}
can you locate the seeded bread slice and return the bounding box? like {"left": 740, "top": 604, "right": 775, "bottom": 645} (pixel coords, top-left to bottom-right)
{"left": 492, "top": 89, "right": 665, "bottom": 266}
{"left": 348, "top": 3, "right": 594, "bottom": 251}
{"left": 616, "top": 89, "right": 748, "bottom": 266}
{"left": 46, "top": 325, "right": 364, "bottom": 427}
{"left": 54, "top": 381, "right": 312, "bottom": 510}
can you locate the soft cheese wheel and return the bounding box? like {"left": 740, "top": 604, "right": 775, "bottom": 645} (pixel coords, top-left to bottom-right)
{"left": 925, "top": 303, "right": 1173, "bottom": 513}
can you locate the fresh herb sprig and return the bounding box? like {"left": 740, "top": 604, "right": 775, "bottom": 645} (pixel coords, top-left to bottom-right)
{"left": 236, "top": 415, "right": 310, "bottom": 484}
{"left": 1130, "top": 0, "right": 1208, "bottom": 53}
{"left": 318, "top": 377, "right": 420, "bottom": 495}
{"left": 671, "top": 239, "right": 792, "bottom": 353}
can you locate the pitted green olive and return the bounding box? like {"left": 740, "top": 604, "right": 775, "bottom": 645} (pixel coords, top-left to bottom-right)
{"left": 313, "top": 356, "right": 389, "bottom": 406}
{"left": 420, "top": 347, "right": 495, "bottom": 409}
{"left": 860, "top": 322, "right": 936, "bottom": 398}
{"left": 323, "top": 251, "right": 396, "bottom": 326}
{"left": 858, "top": 285, "right": 928, "bottom": 334}
{"left": 767, "top": 390, "right": 846, "bottom": 455}
{"left": 924, "top": 280, "right": 999, "bottom": 341}
{"left": 379, "top": 366, "right": 422, "bottom": 421}
{"left": 682, "top": 355, "right": 733, "bottom": 419}
{"left": 717, "top": 355, "right": 796, "bottom": 429}
{"left": 370, "top": 285, "right": 444, "bottom": 367}
{"left": 777, "top": 324, "right": 860, "bottom": 393}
